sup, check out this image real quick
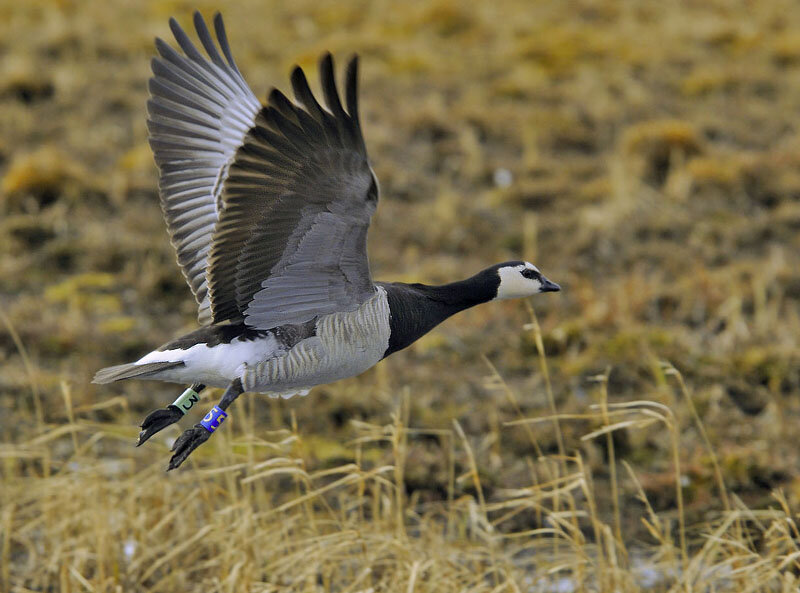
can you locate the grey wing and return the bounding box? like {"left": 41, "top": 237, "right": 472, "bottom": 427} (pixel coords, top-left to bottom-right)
{"left": 207, "top": 53, "right": 379, "bottom": 330}
{"left": 147, "top": 12, "right": 261, "bottom": 324}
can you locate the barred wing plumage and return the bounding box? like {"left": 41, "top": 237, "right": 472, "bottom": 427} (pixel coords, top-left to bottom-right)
{"left": 147, "top": 12, "right": 261, "bottom": 324}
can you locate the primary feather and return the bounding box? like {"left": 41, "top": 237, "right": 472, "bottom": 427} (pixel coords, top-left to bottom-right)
{"left": 147, "top": 12, "right": 261, "bottom": 324}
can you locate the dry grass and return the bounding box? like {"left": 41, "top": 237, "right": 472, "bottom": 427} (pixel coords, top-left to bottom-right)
{"left": 4, "top": 314, "right": 800, "bottom": 591}
{"left": 2, "top": 0, "right": 800, "bottom": 590}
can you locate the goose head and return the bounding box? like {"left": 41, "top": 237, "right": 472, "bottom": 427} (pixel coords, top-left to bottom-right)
{"left": 492, "top": 261, "right": 560, "bottom": 300}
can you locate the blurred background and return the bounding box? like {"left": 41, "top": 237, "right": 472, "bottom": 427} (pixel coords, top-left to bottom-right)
{"left": 2, "top": 0, "right": 800, "bottom": 591}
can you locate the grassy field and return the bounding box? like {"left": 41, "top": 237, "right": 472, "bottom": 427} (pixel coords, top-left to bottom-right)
{"left": 2, "top": 0, "right": 800, "bottom": 590}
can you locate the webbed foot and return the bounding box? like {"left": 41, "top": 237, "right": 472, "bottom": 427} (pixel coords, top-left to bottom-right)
{"left": 137, "top": 405, "right": 183, "bottom": 446}
{"left": 163, "top": 388, "right": 232, "bottom": 471}
{"left": 167, "top": 424, "right": 211, "bottom": 471}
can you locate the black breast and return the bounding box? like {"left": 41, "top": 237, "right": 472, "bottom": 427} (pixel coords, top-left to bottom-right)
{"left": 379, "top": 283, "right": 470, "bottom": 358}
{"left": 378, "top": 269, "right": 500, "bottom": 358}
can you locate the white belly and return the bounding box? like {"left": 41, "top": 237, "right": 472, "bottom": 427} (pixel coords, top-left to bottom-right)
{"left": 135, "top": 333, "right": 282, "bottom": 388}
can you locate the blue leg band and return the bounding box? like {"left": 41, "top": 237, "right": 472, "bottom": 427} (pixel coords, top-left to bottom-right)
{"left": 200, "top": 406, "right": 228, "bottom": 433}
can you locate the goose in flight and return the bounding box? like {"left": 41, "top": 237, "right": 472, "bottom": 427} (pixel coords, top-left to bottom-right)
{"left": 93, "top": 12, "right": 561, "bottom": 470}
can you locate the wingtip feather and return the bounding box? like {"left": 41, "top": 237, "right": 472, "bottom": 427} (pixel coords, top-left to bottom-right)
{"left": 213, "top": 12, "right": 238, "bottom": 72}
{"left": 291, "top": 65, "right": 323, "bottom": 114}
{"left": 168, "top": 16, "right": 182, "bottom": 37}
{"left": 345, "top": 54, "right": 360, "bottom": 121}
{"left": 319, "top": 52, "right": 346, "bottom": 119}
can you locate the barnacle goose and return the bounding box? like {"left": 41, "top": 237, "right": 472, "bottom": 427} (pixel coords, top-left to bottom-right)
{"left": 93, "top": 12, "right": 561, "bottom": 470}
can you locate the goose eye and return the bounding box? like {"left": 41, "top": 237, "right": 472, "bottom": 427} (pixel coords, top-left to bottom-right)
{"left": 520, "top": 268, "right": 540, "bottom": 280}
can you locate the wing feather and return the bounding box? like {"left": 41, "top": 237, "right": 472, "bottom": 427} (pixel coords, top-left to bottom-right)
{"left": 206, "top": 54, "right": 378, "bottom": 329}
{"left": 147, "top": 11, "right": 260, "bottom": 324}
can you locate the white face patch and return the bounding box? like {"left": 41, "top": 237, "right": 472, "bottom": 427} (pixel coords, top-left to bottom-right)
{"left": 495, "top": 262, "right": 543, "bottom": 300}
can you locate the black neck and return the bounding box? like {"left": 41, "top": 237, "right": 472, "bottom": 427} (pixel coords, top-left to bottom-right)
{"left": 379, "top": 270, "right": 499, "bottom": 358}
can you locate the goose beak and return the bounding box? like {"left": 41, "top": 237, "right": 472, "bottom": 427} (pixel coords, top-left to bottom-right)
{"left": 540, "top": 277, "right": 561, "bottom": 293}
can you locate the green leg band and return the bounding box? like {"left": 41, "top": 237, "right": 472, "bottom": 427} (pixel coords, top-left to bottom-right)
{"left": 172, "top": 387, "right": 201, "bottom": 415}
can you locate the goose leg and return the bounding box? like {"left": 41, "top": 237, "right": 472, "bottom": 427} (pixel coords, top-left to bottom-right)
{"left": 137, "top": 383, "right": 206, "bottom": 446}
{"left": 167, "top": 378, "right": 244, "bottom": 471}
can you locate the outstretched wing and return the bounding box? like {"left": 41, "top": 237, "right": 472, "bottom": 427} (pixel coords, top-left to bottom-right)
{"left": 147, "top": 12, "right": 261, "bottom": 324}
{"left": 207, "top": 54, "right": 379, "bottom": 330}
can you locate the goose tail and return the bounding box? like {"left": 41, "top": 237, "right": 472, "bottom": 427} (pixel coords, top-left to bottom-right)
{"left": 92, "top": 361, "right": 184, "bottom": 384}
